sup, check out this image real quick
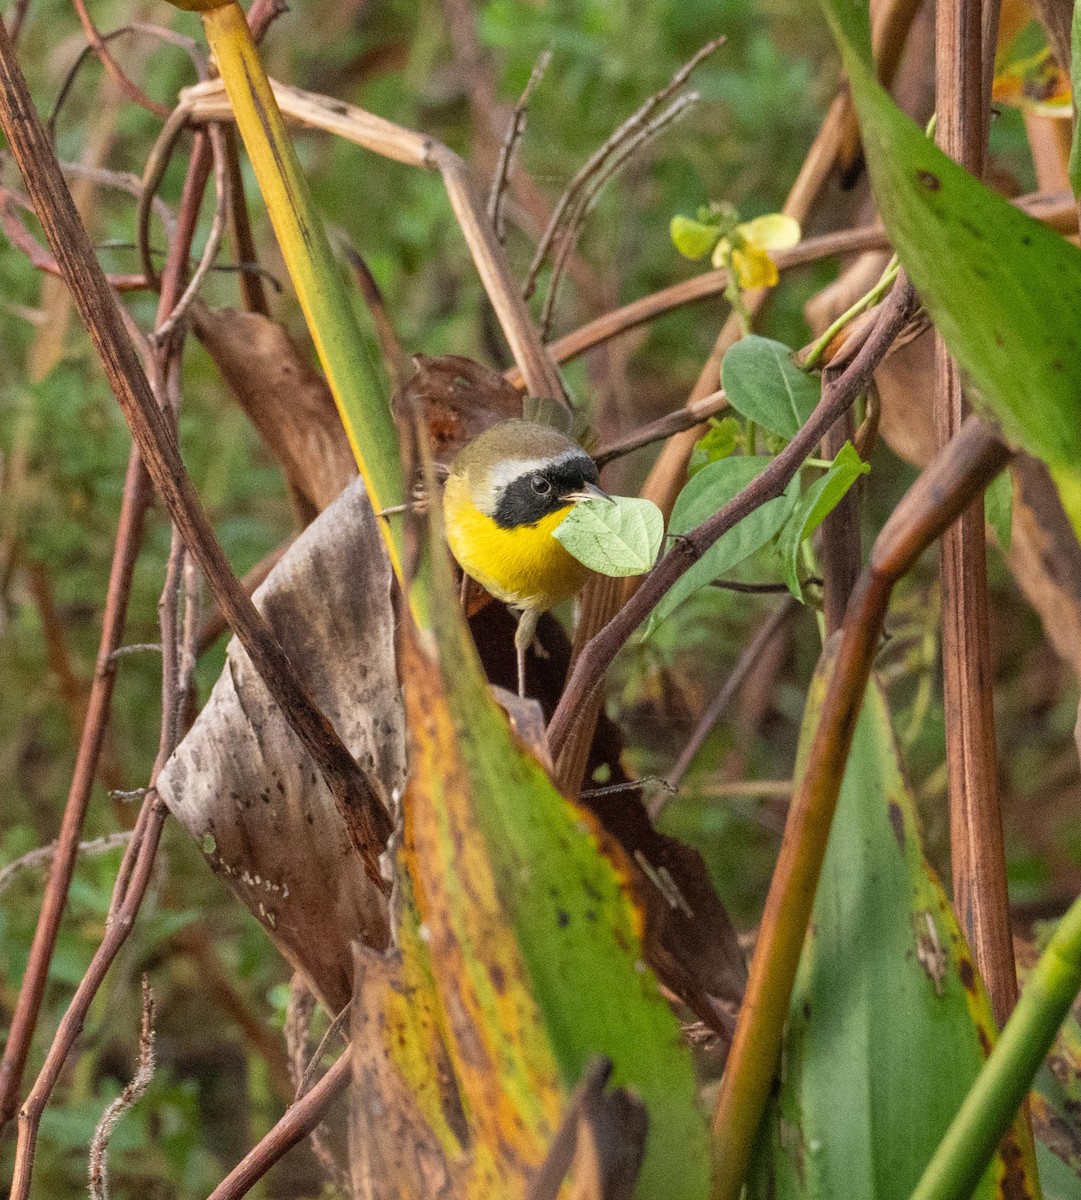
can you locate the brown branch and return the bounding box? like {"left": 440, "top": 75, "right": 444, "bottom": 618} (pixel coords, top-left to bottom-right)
{"left": 12, "top": 514, "right": 189, "bottom": 1200}
{"left": 710, "top": 417, "right": 1012, "bottom": 1197}
{"left": 221, "top": 125, "right": 269, "bottom": 316}
{"left": 523, "top": 36, "right": 725, "bottom": 300}
{"left": 69, "top": 0, "right": 170, "bottom": 119}
{"left": 205, "top": 1049, "right": 352, "bottom": 1200}
{"left": 936, "top": 0, "right": 1018, "bottom": 1030}
{"left": 546, "top": 282, "right": 918, "bottom": 761}
{"left": 593, "top": 388, "right": 726, "bottom": 467}
{"left": 0, "top": 450, "right": 151, "bottom": 1129}
{"left": 0, "top": 17, "right": 394, "bottom": 892}
{"left": 0, "top": 0, "right": 304, "bottom": 1132}
{"left": 488, "top": 49, "right": 551, "bottom": 244}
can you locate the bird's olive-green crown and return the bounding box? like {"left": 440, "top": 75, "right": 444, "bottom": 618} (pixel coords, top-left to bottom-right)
{"left": 451, "top": 419, "right": 600, "bottom": 529}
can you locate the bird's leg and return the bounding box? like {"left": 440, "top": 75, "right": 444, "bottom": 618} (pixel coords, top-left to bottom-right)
{"left": 514, "top": 607, "right": 539, "bottom": 698}
{"left": 459, "top": 570, "right": 469, "bottom": 608}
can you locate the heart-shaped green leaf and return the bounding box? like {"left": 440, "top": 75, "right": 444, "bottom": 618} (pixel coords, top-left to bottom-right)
{"left": 646, "top": 455, "right": 799, "bottom": 633}
{"left": 554, "top": 496, "right": 665, "bottom": 577}
{"left": 722, "top": 336, "right": 822, "bottom": 440}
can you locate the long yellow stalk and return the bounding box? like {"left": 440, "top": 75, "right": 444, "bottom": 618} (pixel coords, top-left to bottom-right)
{"left": 176, "top": 0, "right": 406, "bottom": 576}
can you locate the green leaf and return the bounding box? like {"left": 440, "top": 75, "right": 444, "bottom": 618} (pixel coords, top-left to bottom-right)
{"left": 553, "top": 496, "right": 664, "bottom": 577}
{"left": 815, "top": 0, "right": 1081, "bottom": 482}
{"left": 689, "top": 416, "right": 742, "bottom": 475}
{"left": 671, "top": 213, "right": 722, "bottom": 259}
{"left": 985, "top": 470, "right": 1013, "bottom": 552}
{"left": 722, "top": 336, "right": 822, "bottom": 440}
{"left": 646, "top": 456, "right": 799, "bottom": 633}
{"left": 751, "top": 674, "right": 1019, "bottom": 1200}
{"left": 778, "top": 442, "right": 870, "bottom": 600}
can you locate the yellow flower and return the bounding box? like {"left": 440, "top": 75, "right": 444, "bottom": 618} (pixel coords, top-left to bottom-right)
{"left": 713, "top": 213, "right": 801, "bottom": 289}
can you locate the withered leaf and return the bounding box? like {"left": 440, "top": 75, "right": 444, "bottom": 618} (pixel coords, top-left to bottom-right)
{"left": 158, "top": 479, "right": 405, "bottom": 1011}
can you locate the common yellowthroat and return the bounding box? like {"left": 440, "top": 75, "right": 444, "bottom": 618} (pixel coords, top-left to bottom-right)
{"left": 443, "top": 419, "right": 610, "bottom": 696}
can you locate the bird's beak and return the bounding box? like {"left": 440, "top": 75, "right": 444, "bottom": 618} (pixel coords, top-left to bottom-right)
{"left": 564, "top": 481, "right": 614, "bottom": 504}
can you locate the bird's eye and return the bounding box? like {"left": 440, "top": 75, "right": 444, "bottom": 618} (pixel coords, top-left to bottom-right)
{"left": 531, "top": 475, "right": 552, "bottom": 495}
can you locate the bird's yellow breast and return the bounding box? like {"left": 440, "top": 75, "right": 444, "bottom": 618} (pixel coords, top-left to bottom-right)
{"left": 443, "top": 474, "right": 590, "bottom": 611}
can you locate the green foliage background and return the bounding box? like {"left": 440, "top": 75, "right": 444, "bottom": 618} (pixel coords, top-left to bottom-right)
{"left": 0, "top": 0, "right": 1073, "bottom": 1194}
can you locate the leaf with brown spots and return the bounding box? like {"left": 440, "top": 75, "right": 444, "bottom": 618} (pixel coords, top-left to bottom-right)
{"left": 752, "top": 668, "right": 1030, "bottom": 1199}
{"left": 391, "top": 450, "right": 709, "bottom": 1198}
{"left": 816, "top": 0, "right": 1081, "bottom": 522}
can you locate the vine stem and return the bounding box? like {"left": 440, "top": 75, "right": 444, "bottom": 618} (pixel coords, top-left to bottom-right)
{"left": 546, "top": 281, "right": 918, "bottom": 761}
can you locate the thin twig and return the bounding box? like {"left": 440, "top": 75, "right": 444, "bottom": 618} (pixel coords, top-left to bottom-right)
{"left": 593, "top": 388, "right": 726, "bottom": 467}
{"left": 206, "top": 1050, "right": 352, "bottom": 1200}
{"left": 297, "top": 1002, "right": 352, "bottom": 1100}
{"left": 488, "top": 50, "right": 551, "bottom": 243}
{"left": 108, "top": 642, "right": 162, "bottom": 660}
{"left": 547, "top": 281, "right": 919, "bottom": 761}
{"left": 221, "top": 125, "right": 269, "bottom": 316}
{"left": 88, "top": 978, "right": 156, "bottom": 1200}
{"left": 153, "top": 124, "right": 229, "bottom": 344}
{"left": 659, "top": 599, "right": 798, "bottom": 804}
{"left": 523, "top": 36, "right": 725, "bottom": 300}
{"left": 48, "top": 23, "right": 204, "bottom": 140}
{"left": 70, "top": 0, "right": 170, "bottom": 119}
{"left": 539, "top": 91, "right": 697, "bottom": 338}
{"left": 0, "top": 833, "right": 133, "bottom": 897}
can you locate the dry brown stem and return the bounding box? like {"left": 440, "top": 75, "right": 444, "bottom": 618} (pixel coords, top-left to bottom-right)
{"left": 206, "top": 1049, "right": 352, "bottom": 1200}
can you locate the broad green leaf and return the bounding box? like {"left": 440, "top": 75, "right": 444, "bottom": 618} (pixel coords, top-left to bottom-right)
{"left": 752, "top": 673, "right": 1023, "bottom": 1200}
{"left": 722, "top": 336, "right": 822, "bottom": 440}
{"left": 985, "top": 470, "right": 1013, "bottom": 552}
{"left": 778, "top": 442, "right": 869, "bottom": 600}
{"left": 553, "top": 495, "right": 664, "bottom": 576}
{"left": 671, "top": 213, "right": 722, "bottom": 259}
{"left": 398, "top": 473, "right": 709, "bottom": 1198}
{"left": 646, "top": 455, "right": 799, "bottom": 633}
{"left": 815, "top": 0, "right": 1081, "bottom": 488}
{"left": 689, "top": 416, "right": 742, "bottom": 475}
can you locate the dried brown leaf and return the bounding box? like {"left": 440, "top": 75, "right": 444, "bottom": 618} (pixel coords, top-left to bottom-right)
{"left": 158, "top": 479, "right": 405, "bottom": 1010}
{"left": 397, "top": 354, "right": 523, "bottom": 467}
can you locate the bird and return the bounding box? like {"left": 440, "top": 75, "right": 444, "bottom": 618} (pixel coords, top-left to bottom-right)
{"left": 443, "top": 419, "right": 611, "bottom": 697}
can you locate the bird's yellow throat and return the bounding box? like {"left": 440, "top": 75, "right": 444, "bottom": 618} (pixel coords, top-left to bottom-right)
{"left": 443, "top": 473, "right": 589, "bottom": 612}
